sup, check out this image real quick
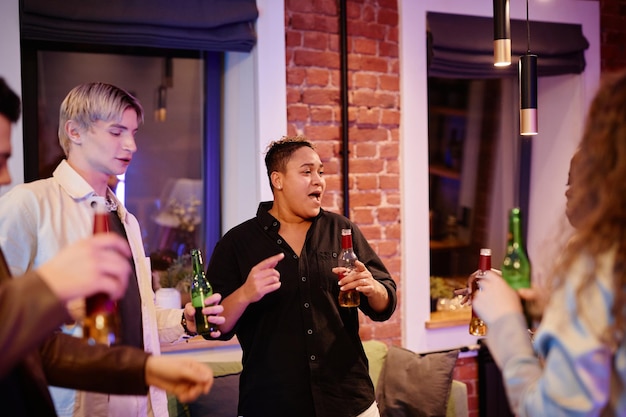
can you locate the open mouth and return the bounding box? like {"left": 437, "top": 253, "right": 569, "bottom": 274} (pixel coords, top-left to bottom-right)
{"left": 309, "top": 191, "right": 321, "bottom": 202}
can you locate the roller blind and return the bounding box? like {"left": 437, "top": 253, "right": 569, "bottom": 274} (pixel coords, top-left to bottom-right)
{"left": 427, "top": 12, "right": 589, "bottom": 79}
{"left": 21, "top": 0, "right": 258, "bottom": 52}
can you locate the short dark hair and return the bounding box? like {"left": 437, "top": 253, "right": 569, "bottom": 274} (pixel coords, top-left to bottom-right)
{"left": 264, "top": 136, "right": 315, "bottom": 190}
{"left": 0, "top": 78, "right": 21, "bottom": 123}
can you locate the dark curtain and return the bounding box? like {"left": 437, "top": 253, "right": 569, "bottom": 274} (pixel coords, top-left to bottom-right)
{"left": 427, "top": 12, "right": 589, "bottom": 79}
{"left": 20, "top": 0, "right": 258, "bottom": 52}
{"left": 203, "top": 52, "right": 222, "bottom": 258}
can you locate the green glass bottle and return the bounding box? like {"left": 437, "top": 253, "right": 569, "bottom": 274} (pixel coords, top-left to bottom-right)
{"left": 501, "top": 207, "right": 533, "bottom": 329}
{"left": 190, "top": 248, "right": 217, "bottom": 338}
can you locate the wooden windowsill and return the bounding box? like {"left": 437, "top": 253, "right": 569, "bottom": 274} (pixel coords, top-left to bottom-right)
{"left": 425, "top": 309, "right": 471, "bottom": 329}
{"left": 161, "top": 335, "right": 239, "bottom": 353}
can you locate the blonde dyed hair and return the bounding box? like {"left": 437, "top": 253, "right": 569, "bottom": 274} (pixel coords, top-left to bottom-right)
{"left": 58, "top": 82, "right": 144, "bottom": 156}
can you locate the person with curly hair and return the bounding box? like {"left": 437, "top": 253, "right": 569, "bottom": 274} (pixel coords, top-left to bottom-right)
{"left": 472, "top": 71, "right": 626, "bottom": 416}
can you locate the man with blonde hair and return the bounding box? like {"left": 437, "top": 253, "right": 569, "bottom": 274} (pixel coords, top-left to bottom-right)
{"left": 0, "top": 82, "right": 224, "bottom": 417}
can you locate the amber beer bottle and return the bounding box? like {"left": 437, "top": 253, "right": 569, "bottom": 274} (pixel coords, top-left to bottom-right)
{"left": 338, "top": 228, "right": 360, "bottom": 307}
{"left": 469, "top": 248, "right": 491, "bottom": 336}
{"left": 190, "top": 248, "right": 217, "bottom": 338}
{"left": 84, "top": 200, "right": 121, "bottom": 345}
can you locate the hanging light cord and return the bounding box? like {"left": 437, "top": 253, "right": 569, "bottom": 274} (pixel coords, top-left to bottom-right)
{"left": 526, "top": 0, "right": 531, "bottom": 54}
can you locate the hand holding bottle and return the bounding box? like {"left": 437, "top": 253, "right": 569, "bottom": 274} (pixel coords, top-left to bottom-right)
{"left": 36, "top": 233, "right": 131, "bottom": 304}
{"left": 182, "top": 293, "right": 225, "bottom": 338}
{"left": 471, "top": 269, "right": 524, "bottom": 325}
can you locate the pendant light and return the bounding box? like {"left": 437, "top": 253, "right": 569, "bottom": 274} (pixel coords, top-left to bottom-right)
{"left": 155, "top": 57, "right": 172, "bottom": 122}
{"left": 493, "top": 0, "right": 511, "bottom": 67}
{"left": 519, "top": 0, "right": 538, "bottom": 136}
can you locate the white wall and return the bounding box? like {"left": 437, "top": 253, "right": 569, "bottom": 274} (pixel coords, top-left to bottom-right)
{"left": 398, "top": 0, "right": 600, "bottom": 353}
{"left": 222, "top": 0, "right": 287, "bottom": 231}
{"left": 0, "top": 0, "right": 24, "bottom": 193}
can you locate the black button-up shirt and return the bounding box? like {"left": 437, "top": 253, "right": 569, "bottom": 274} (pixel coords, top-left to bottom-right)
{"left": 207, "top": 202, "right": 397, "bottom": 417}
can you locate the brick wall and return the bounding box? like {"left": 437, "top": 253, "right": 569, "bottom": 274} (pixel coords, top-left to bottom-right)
{"left": 285, "top": 0, "right": 402, "bottom": 346}
{"left": 601, "top": 0, "right": 626, "bottom": 71}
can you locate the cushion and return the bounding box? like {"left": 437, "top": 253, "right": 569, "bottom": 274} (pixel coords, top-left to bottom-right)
{"left": 376, "top": 346, "right": 459, "bottom": 417}
{"left": 362, "top": 339, "right": 389, "bottom": 390}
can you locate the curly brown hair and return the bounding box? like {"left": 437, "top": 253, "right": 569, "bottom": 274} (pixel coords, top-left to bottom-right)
{"left": 555, "top": 70, "right": 626, "bottom": 349}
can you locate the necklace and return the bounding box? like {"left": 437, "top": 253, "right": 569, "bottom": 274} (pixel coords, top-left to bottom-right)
{"left": 105, "top": 197, "right": 118, "bottom": 212}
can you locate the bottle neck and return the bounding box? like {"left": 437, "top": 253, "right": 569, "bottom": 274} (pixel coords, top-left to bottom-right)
{"left": 191, "top": 251, "right": 203, "bottom": 275}
{"left": 341, "top": 234, "right": 353, "bottom": 250}
{"left": 509, "top": 214, "right": 524, "bottom": 247}
{"left": 478, "top": 254, "right": 491, "bottom": 271}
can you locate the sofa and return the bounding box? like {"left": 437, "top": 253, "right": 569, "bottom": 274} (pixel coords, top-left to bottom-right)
{"left": 169, "top": 340, "right": 468, "bottom": 417}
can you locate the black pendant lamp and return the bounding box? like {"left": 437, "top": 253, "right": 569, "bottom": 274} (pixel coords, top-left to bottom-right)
{"left": 493, "top": 0, "right": 511, "bottom": 67}
{"left": 519, "top": 0, "right": 538, "bottom": 136}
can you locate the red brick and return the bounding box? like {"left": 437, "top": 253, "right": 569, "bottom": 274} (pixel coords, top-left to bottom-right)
{"left": 386, "top": 159, "right": 399, "bottom": 174}
{"left": 286, "top": 31, "right": 302, "bottom": 48}
{"left": 350, "top": 158, "right": 384, "bottom": 174}
{"left": 381, "top": 109, "right": 400, "bottom": 125}
{"left": 356, "top": 107, "right": 381, "bottom": 125}
{"left": 349, "top": 127, "right": 389, "bottom": 142}
{"left": 387, "top": 26, "right": 398, "bottom": 43}
{"left": 355, "top": 174, "right": 378, "bottom": 190}
{"left": 350, "top": 55, "right": 389, "bottom": 72}
{"left": 290, "top": 13, "right": 338, "bottom": 33}
{"left": 329, "top": 33, "right": 339, "bottom": 53}
{"left": 287, "top": 68, "right": 306, "bottom": 85}
{"left": 378, "top": 0, "right": 398, "bottom": 9}
{"left": 310, "top": 106, "right": 334, "bottom": 123}
{"left": 377, "top": 207, "right": 399, "bottom": 222}
{"left": 379, "top": 174, "right": 399, "bottom": 190}
{"left": 350, "top": 191, "right": 382, "bottom": 208}
{"left": 353, "top": 38, "right": 377, "bottom": 55}
{"left": 353, "top": 73, "right": 378, "bottom": 89}
{"left": 306, "top": 68, "right": 331, "bottom": 86}
{"left": 355, "top": 142, "right": 377, "bottom": 157}
{"left": 304, "top": 124, "right": 340, "bottom": 141}
{"left": 347, "top": 2, "right": 363, "bottom": 20}
{"left": 379, "top": 142, "right": 399, "bottom": 159}
{"left": 377, "top": 240, "right": 399, "bottom": 257}
{"left": 361, "top": 5, "right": 375, "bottom": 23}
{"left": 303, "top": 31, "right": 329, "bottom": 50}
{"left": 294, "top": 50, "right": 340, "bottom": 69}
{"left": 313, "top": 140, "right": 335, "bottom": 160}
{"left": 287, "top": 104, "right": 308, "bottom": 122}
{"left": 377, "top": 8, "right": 398, "bottom": 26}
{"left": 286, "top": 87, "right": 302, "bottom": 104}
{"left": 349, "top": 21, "right": 387, "bottom": 40}
{"left": 385, "top": 223, "right": 401, "bottom": 239}
{"left": 352, "top": 90, "right": 396, "bottom": 108}
{"left": 352, "top": 207, "right": 375, "bottom": 224}
{"left": 302, "top": 88, "right": 340, "bottom": 105}
{"left": 380, "top": 74, "right": 399, "bottom": 91}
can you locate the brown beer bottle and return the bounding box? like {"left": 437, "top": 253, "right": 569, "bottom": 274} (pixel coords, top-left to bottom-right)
{"left": 338, "top": 228, "right": 360, "bottom": 307}
{"left": 468, "top": 248, "right": 491, "bottom": 336}
{"left": 83, "top": 200, "right": 121, "bottom": 345}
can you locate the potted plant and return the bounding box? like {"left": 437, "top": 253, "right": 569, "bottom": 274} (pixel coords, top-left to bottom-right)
{"left": 151, "top": 251, "right": 193, "bottom": 308}
{"left": 429, "top": 276, "right": 455, "bottom": 312}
